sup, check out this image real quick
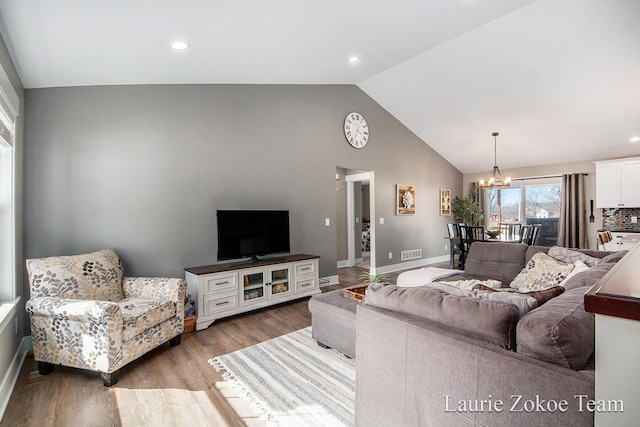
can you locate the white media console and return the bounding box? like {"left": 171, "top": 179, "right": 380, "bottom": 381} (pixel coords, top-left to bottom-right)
{"left": 184, "top": 254, "right": 320, "bottom": 331}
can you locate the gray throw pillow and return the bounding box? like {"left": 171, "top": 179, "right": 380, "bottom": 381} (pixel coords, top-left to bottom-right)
{"left": 516, "top": 287, "right": 594, "bottom": 370}
{"left": 548, "top": 246, "right": 601, "bottom": 267}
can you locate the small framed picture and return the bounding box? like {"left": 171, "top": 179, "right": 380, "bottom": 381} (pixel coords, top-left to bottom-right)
{"left": 440, "top": 189, "right": 451, "bottom": 216}
{"left": 397, "top": 185, "right": 416, "bottom": 215}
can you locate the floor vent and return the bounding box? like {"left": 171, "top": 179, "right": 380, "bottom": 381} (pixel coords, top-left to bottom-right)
{"left": 401, "top": 249, "right": 422, "bottom": 261}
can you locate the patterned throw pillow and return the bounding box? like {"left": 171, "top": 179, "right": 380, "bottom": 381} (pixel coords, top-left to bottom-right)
{"left": 510, "top": 252, "right": 575, "bottom": 292}
{"left": 548, "top": 246, "right": 601, "bottom": 267}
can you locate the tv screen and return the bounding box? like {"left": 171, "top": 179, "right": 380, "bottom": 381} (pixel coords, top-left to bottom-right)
{"left": 217, "top": 210, "right": 290, "bottom": 261}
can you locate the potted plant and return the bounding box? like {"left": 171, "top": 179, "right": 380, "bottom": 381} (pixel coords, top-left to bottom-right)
{"left": 452, "top": 189, "right": 484, "bottom": 225}
{"left": 360, "top": 272, "right": 389, "bottom": 284}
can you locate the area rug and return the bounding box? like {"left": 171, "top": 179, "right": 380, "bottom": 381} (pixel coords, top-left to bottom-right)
{"left": 209, "top": 327, "right": 355, "bottom": 427}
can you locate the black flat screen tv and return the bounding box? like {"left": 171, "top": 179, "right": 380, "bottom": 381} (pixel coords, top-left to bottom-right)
{"left": 217, "top": 210, "right": 290, "bottom": 261}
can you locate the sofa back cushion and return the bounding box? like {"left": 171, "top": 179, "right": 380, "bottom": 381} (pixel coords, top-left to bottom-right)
{"left": 365, "top": 283, "right": 520, "bottom": 350}
{"left": 547, "top": 246, "right": 602, "bottom": 267}
{"left": 516, "top": 287, "right": 594, "bottom": 370}
{"left": 526, "top": 245, "right": 614, "bottom": 263}
{"left": 26, "top": 249, "right": 124, "bottom": 301}
{"left": 560, "top": 258, "right": 618, "bottom": 290}
{"left": 464, "top": 242, "right": 528, "bottom": 285}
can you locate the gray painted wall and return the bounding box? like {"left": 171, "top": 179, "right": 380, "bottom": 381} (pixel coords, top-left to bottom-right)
{"left": 24, "top": 84, "right": 462, "bottom": 286}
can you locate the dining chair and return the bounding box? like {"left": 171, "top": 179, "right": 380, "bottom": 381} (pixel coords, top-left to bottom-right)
{"left": 459, "top": 225, "right": 485, "bottom": 268}
{"left": 597, "top": 231, "right": 613, "bottom": 250}
{"left": 521, "top": 224, "right": 541, "bottom": 245}
{"left": 520, "top": 225, "right": 532, "bottom": 245}
{"left": 502, "top": 223, "right": 522, "bottom": 240}
{"left": 530, "top": 224, "right": 541, "bottom": 245}
{"left": 447, "top": 223, "right": 464, "bottom": 269}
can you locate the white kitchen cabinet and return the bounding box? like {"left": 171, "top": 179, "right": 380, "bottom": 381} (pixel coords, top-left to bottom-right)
{"left": 594, "top": 158, "right": 640, "bottom": 208}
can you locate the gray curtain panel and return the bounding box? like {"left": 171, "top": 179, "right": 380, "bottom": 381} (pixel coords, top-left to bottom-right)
{"left": 558, "top": 173, "right": 587, "bottom": 248}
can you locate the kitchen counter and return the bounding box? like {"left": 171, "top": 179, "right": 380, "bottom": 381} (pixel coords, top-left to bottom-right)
{"left": 598, "top": 230, "right": 640, "bottom": 251}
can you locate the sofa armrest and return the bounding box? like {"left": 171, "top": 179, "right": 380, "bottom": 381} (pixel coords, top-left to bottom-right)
{"left": 26, "top": 297, "right": 121, "bottom": 324}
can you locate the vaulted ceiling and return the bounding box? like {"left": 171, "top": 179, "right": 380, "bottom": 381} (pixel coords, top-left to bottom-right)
{"left": 1, "top": 0, "right": 638, "bottom": 173}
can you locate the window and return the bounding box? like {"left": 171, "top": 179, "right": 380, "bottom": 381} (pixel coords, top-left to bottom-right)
{"left": 487, "top": 187, "right": 522, "bottom": 226}
{"left": 485, "top": 178, "right": 562, "bottom": 246}
{"left": 0, "top": 85, "right": 16, "bottom": 302}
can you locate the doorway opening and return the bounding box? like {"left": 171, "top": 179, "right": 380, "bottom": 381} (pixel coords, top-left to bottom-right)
{"left": 339, "top": 170, "right": 375, "bottom": 274}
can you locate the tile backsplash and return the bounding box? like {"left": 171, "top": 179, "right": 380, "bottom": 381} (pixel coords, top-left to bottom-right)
{"left": 602, "top": 208, "right": 640, "bottom": 232}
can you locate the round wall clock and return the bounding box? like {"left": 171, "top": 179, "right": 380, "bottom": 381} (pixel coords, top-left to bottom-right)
{"left": 344, "top": 112, "right": 369, "bottom": 149}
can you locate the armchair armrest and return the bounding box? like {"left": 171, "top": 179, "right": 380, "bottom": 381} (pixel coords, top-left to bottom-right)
{"left": 123, "top": 277, "right": 186, "bottom": 301}
{"left": 26, "top": 297, "right": 121, "bottom": 324}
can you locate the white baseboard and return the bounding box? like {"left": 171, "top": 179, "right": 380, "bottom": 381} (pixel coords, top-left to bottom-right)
{"left": 0, "top": 335, "right": 32, "bottom": 421}
{"left": 375, "top": 255, "right": 449, "bottom": 275}
{"left": 337, "top": 260, "right": 350, "bottom": 269}
{"left": 337, "top": 259, "right": 365, "bottom": 269}
{"left": 320, "top": 275, "right": 339, "bottom": 286}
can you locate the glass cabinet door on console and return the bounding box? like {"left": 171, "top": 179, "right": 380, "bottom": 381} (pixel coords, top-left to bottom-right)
{"left": 269, "top": 266, "right": 292, "bottom": 299}
{"left": 241, "top": 268, "right": 266, "bottom": 304}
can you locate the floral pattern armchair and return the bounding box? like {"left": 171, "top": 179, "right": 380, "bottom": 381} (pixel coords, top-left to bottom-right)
{"left": 25, "top": 249, "right": 186, "bottom": 386}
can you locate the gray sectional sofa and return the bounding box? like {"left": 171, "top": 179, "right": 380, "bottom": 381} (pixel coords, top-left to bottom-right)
{"left": 355, "top": 242, "right": 625, "bottom": 427}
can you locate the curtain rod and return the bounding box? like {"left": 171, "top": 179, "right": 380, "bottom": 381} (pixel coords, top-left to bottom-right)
{"left": 511, "top": 173, "right": 589, "bottom": 182}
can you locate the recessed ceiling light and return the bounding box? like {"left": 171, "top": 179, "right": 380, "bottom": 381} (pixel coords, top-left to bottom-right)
{"left": 348, "top": 56, "right": 360, "bottom": 64}
{"left": 171, "top": 41, "right": 191, "bottom": 50}
{"left": 630, "top": 136, "right": 640, "bottom": 142}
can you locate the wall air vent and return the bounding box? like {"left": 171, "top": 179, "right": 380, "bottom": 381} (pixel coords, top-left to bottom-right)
{"left": 401, "top": 249, "right": 422, "bottom": 261}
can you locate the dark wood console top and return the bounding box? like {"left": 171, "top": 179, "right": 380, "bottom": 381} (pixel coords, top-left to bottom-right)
{"left": 184, "top": 254, "right": 320, "bottom": 275}
{"left": 585, "top": 244, "right": 640, "bottom": 321}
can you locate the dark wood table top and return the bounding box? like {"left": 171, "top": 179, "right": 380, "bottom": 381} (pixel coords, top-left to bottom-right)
{"left": 585, "top": 244, "right": 640, "bottom": 321}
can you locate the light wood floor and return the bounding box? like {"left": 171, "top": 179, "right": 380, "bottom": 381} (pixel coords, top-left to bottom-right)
{"left": 2, "top": 265, "right": 418, "bottom": 427}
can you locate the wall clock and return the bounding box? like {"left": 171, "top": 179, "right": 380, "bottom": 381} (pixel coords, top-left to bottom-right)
{"left": 344, "top": 112, "right": 369, "bottom": 149}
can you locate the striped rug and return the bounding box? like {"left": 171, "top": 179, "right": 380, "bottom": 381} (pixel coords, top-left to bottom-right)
{"left": 209, "top": 327, "right": 355, "bottom": 426}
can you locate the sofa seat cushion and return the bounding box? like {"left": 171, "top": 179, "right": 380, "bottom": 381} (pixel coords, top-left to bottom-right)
{"left": 510, "top": 252, "right": 574, "bottom": 292}
{"left": 464, "top": 242, "right": 528, "bottom": 285}
{"left": 119, "top": 297, "right": 176, "bottom": 340}
{"left": 516, "top": 287, "right": 594, "bottom": 370}
{"left": 364, "top": 283, "right": 520, "bottom": 350}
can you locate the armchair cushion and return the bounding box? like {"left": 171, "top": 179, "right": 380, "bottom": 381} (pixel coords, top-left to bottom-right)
{"left": 118, "top": 297, "right": 177, "bottom": 341}
{"left": 26, "top": 249, "right": 124, "bottom": 301}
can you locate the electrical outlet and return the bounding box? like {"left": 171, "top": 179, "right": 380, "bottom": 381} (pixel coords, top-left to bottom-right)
{"left": 445, "top": 244, "right": 448, "bottom": 251}
{"left": 325, "top": 218, "right": 330, "bottom": 226}
{"left": 380, "top": 217, "right": 385, "bottom": 225}
{"left": 388, "top": 252, "right": 393, "bottom": 259}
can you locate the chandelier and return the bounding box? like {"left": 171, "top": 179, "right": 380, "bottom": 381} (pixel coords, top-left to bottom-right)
{"left": 479, "top": 132, "right": 511, "bottom": 189}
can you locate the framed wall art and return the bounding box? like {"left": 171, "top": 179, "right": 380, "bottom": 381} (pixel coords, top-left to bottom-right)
{"left": 396, "top": 184, "right": 416, "bottom": 215}
{"left": 440, "top": 188, "right": 451, "bottom": 216}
